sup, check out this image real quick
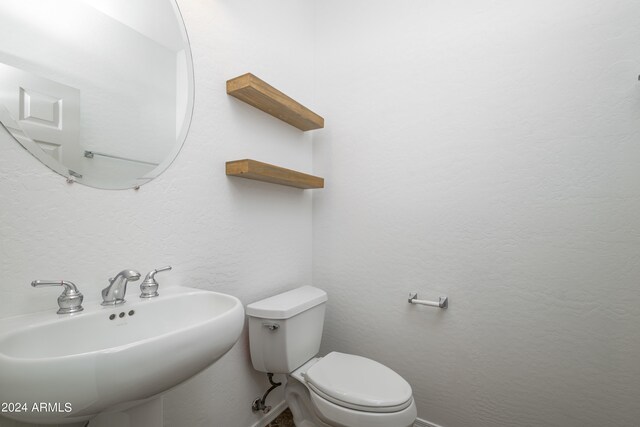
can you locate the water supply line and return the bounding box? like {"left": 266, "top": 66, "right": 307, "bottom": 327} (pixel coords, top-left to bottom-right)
{"left": 251, "top": 373, "right": 282, "bottom": 414}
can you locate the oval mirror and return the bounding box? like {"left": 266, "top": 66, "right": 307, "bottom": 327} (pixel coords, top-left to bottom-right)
{"left": 0, "top": 0, "right": 194, "bottom": 189}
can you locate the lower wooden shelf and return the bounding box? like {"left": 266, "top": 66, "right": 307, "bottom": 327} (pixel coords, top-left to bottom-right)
{"left": 226, "top": 159, "right": 324, "bottom": 190}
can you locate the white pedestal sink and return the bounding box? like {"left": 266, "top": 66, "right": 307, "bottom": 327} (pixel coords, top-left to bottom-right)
{"left": 0, "top": 286, "right": 244, "bottom": 424}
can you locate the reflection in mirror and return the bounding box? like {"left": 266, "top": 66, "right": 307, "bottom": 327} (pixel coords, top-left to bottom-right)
{"left": 0, "top": 0, "right": 194, "bottom": 189}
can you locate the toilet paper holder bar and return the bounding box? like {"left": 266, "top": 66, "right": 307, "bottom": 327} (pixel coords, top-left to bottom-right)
{"left": 408, "top": 292, "right": 448, "bottom": 309}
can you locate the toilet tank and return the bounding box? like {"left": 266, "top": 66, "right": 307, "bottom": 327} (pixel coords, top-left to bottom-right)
{"left": 246, "top": 286, "right": 327, "bottom": 374}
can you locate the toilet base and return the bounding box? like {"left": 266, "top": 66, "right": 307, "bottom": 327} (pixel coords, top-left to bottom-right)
{"left": 285, "top": 378, "right": 333, "bottom": 427}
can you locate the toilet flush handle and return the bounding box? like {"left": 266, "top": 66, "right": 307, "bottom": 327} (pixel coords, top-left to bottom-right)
{"left": 262, "top": 323, "right": 280, "bottom": 331}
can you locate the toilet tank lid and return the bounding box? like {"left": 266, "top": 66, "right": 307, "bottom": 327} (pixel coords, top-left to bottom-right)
{"left": 246, "top": 286, "right": 327, "bottom": 319}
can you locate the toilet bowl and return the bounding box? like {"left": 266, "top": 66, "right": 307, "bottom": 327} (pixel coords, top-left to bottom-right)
{"left": 246, "top": 286, "right": 417, "bottom": 427}
{"left": 286, "top": 353, "right": 417, "bottom": 427}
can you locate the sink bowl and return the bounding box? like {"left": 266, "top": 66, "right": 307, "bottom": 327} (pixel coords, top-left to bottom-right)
{"left": 0, "top": 286, "right": 244, "bottom": 424}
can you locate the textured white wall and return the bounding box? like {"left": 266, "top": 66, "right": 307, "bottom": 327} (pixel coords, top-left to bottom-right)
{"left": 0, "top": 0, "right": 316, "bottom": 426}
{"left": 4, "top": 1, "right": 640, "bottom": 427}
{"left": 312, "top": 1, "right": 640, "bottom": 427}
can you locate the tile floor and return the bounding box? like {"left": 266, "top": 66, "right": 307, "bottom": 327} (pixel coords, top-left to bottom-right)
{"left": 265, "top": 408, "right": 295, "bottom": 427}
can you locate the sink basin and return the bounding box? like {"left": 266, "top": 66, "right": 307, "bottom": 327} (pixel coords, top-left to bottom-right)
{"left": 0, "top": 286, "right": 244, "bottom": 424}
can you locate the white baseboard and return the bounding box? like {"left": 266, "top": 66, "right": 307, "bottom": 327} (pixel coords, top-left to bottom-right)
{"left": 248, "top": 400, "right": 288, "bottom": 427}
{"left": 248, "top": 402, "right": 439, "bottom": 427}
{"left": 414, "top": 417, "right": 444, "bottom": 427}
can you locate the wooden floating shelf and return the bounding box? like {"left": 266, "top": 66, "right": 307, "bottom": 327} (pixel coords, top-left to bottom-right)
{"left": 226, "top": 73, "right": 324, "bottom": 131}
{"left": 226, "top": 159, "right": 324, "bottom": 190}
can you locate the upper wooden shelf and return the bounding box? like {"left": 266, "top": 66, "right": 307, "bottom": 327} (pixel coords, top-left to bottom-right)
{"left": 226, "top": 73, "right": 324, "bottom": 131}
{"left": 226, "top": 159, "right": 324, "bottom": 190}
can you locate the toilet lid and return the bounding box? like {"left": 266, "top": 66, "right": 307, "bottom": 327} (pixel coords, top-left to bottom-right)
{"left": 304, "top": 352, "right": 413, "bottom": 412}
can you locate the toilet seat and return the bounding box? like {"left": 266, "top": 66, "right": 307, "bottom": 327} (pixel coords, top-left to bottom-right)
{"left": 300, "top": 352, "right": 414, "bottom": 413}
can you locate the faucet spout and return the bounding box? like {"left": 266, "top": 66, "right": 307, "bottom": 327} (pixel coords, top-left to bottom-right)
{"left": 101, "top": 270, "right": 141, "bottom": 305}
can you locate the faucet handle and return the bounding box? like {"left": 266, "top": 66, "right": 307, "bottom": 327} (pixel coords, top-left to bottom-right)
{"left": 140, "top": 266, "right": 172, "bottom": 298}
{"left": 31, "top": 280, "right": 84, "bottom": 314}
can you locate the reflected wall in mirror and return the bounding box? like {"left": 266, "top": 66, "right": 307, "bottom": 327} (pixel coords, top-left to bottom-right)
{"left": 0, "top": 0, "right": 194, "bottom": 189}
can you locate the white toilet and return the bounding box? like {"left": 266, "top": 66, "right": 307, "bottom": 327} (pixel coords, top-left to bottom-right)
{"left": 247, "top": 286, "right": 417, "bottom": 427}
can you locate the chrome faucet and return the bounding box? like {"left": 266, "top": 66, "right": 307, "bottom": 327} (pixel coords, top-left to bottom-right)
{"left": 101, "top": 270, "right": 141, "bottom": 305}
